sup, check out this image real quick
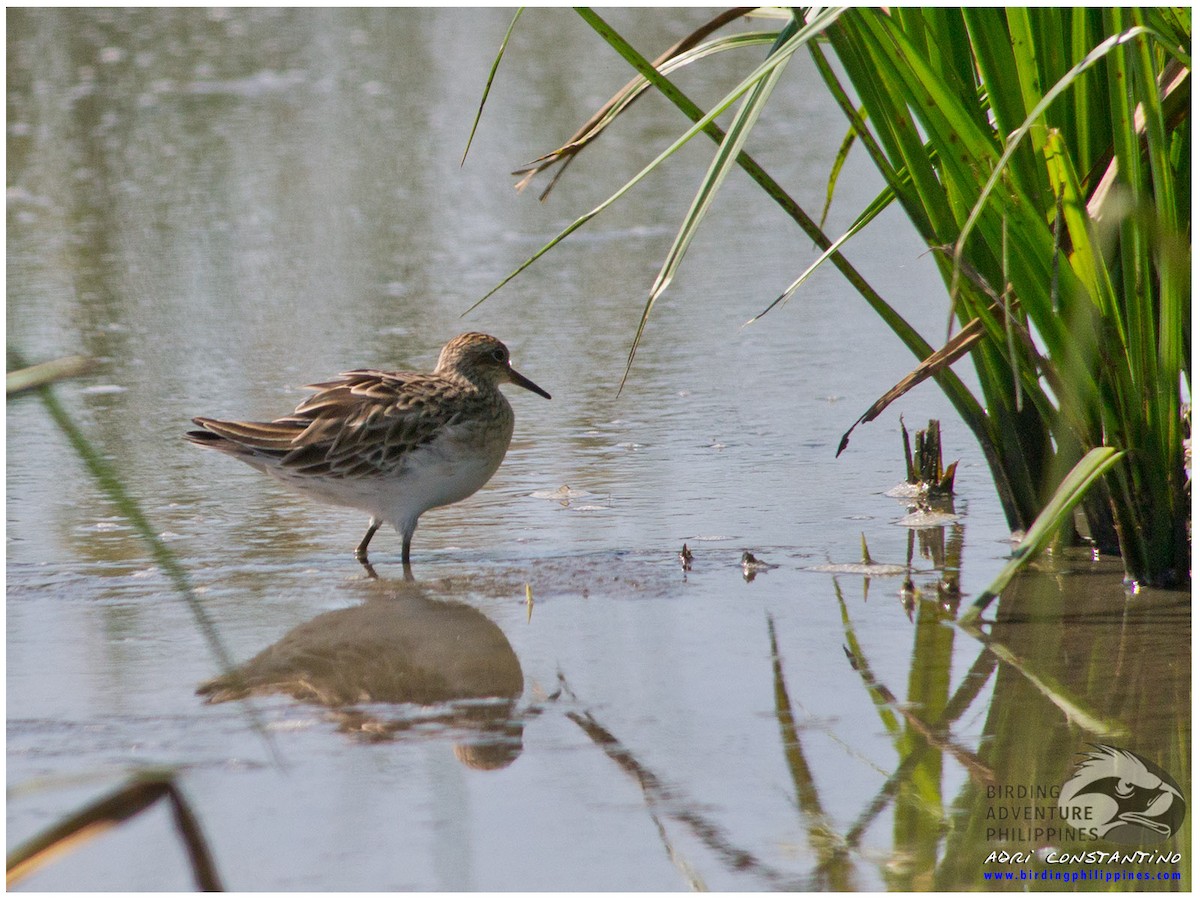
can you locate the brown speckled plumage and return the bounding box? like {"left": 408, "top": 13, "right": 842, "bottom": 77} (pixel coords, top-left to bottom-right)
{"left": 187, "top": 333, "right": 550, "bottom": 570}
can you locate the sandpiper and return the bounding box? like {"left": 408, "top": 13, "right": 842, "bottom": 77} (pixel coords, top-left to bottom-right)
{"left": 187, "top": 332, "right": 550, "bottom": 571}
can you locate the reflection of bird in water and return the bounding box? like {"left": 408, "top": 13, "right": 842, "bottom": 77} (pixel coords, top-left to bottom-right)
{"left": 1059, "top": 744, "right": 1186, "bottom": 843}
{"left": 198, "top": 583, "right": 525, "bottom": 769}
{"left": 187, "top": 333, "right": 550, "bottom": 573}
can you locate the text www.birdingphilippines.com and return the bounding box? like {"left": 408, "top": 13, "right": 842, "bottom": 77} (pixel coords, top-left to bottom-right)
{"left": 982, "top": 850, "right": 1182, "bottom": 883}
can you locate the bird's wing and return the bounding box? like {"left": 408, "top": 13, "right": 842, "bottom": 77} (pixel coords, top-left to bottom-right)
{"left": 190, "top": 370, "right": 470, "bottom": 478}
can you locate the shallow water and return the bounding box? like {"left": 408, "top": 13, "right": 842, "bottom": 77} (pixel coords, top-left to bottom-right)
{"left": 7, "top": 9, "right": 1190, "bottom": 891}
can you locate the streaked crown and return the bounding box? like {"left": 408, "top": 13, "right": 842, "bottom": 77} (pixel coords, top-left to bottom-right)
{"left": 432, "top": 332, "right": 551, "bottom": 399}
{"left": 435, "top": 333, "right": 512, "bottom": 381}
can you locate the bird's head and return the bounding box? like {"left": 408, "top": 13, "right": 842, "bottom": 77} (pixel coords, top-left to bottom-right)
{"left": 437, "top": 333, "right": 551, "bottom": 399}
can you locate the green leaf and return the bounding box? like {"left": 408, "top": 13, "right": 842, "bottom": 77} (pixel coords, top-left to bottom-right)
{"left": 960, "top": 447, "right": 1125, "bottom": 623}
{"left": 748, "top": 182, "right": 894, "bottom": 324}
{"left": 461, "top": 8, "right": 524, "bottom": 167}
{"left": 465, "top": 7, "right": 844, "bottom": 316}
{"left": 952, "top": 25, "right": 1162, "bottom": 281}
{"left": 625, "top": 58, "right": 787, "bottom": 390}
{"left": 819, "top": 117, "right": 862, "bottom": 230}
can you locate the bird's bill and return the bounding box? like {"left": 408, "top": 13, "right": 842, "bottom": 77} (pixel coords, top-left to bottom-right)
{"left": 508, "top": 367, "right": 551, "bottom": 399}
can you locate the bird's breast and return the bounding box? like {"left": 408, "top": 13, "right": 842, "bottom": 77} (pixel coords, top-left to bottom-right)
{"left": 387, "top": 404, "right": 515, "bottom": 509}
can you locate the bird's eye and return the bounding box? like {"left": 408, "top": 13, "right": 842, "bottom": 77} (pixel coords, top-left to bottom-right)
{"left": 490, "top": 348, "right": 507, "bottom": 363}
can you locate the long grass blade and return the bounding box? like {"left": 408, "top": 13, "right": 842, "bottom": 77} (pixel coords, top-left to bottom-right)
{"left": 837, "top": 317, "right": 986, "bottom": 456}
{"left": 8, "top": 347, "right": 281, "bottom": 766}
{"left": 515, "top": 31, "right": 780, "bottom": 194}
{"left": 6, "top": 771, "right": 223, "bottom": 890}
{"left": 624, "top": 60, "right": 787, "bottom": 391}
{"left": 512, "top": 7, "right": 763, "bottom": 189}
{"left": 461, "top": 8, "right": 523, "bottom": 167}
{"left": 747, "top": 181, "right": 895, "bottom": 325}
{"left": 960, "top": 447, "right": 1124, "bottom": 622}
{"left": 464, "top": 7, "right": 843, "bottom": 317}
{"left": 516, "top": 30, "right": 782, "bottom": 199}
{"left": 951, "top": 25, "right": 1169, "bottom": 288}
{"left": 819, "top": 118, "right": 862, "bottom": 229}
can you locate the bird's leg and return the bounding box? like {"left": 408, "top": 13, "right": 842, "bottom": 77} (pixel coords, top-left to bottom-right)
{"left": 401, "top": 526, "right": 414, "bottom": 567}
{"left": 355, "top": 517, "right": 382, "bottom": 567}
{"left": 400, "top": 521, "right": 417, "bottom": 581}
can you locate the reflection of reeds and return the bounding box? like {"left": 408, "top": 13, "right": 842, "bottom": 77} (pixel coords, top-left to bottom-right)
{"left": 842, "top": 649, "right": 998, "bottom": 851}
{"left": 8, "top": 347, "right": 272, "bottom": 753}
{"left": 7, "top": 347, "right": 261, "bottom": 886}
{"left": 940, "top": 564, "right": 1190, "bottom": 890}
{"left": 784, "top": 528, "right": 1187, "bottom": 890}
{"left": 834, "top": 575, "right": 991, "bottom": 890}
{"left": 767, "top": 616, "right": 856, "bottom": 891}
{"left": 6, "top": 772, "right": 222, "bottom": 890}
{"left": 839, "top": 629, "right": 993, "bottom": 788}
{"left": 564, "top": 704, "right": 807, "bottom": 890}
{"left": 958, "top": 623, "right": 1126, "bottom": 737}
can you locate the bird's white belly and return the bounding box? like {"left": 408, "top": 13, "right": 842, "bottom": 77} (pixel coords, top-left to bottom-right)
{"left": 272, "top": 430, "right": 510, "bottom": 528}
{"left": 387, "top": 439, "right": 508, "bottom": 512}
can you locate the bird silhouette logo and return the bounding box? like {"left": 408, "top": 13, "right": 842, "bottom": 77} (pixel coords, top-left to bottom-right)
{"left": 1059, "top": 744, "right": 1186, "bottom": 844}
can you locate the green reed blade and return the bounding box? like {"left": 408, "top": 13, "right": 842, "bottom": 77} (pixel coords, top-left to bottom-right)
{"left": 961, "top": 447, "right": 1124, "bottom": 623}
{"left": 461, "top": 8, "right": 523, "bottom": 167}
